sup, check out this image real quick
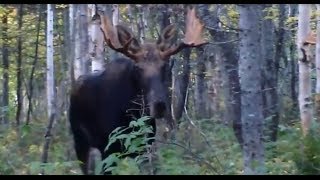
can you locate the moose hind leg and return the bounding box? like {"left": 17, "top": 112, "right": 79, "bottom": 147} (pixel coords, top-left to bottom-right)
{"left": 74, "top": 140, "right": 90, "bottom": 174}
{"left": 87, "top": 147, "right": 102, "bottom": 175}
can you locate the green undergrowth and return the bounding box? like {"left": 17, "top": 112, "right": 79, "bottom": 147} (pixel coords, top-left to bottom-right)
{"left": 1, "top": 115, "right": 319, "bottom": 175}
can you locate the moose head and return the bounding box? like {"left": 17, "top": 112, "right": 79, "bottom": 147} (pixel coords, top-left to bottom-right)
{"left": 98, "top": 6, "right": 207, "bottom": 119}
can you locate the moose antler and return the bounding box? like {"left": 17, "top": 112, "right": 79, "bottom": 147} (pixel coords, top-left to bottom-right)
{"left": 159, "top": 7, "right": 208, "bottom": 58}
{"left": 98, "top": 12, "right": 143, "bottom": 61}
{"left": 303, "top": 31, "right": 317, "bottom": 45}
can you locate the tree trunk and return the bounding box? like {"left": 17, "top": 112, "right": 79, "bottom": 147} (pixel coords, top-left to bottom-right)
{"left": 238, "top": 4, "right": 265, "bottom": 174}
{"left": 16, "top": 4, "right": 24, "bottom": 126}
{"left": 26, "top": 4, "right": 42, "bottom": 125}
{"left": 74, "top": 4, "right": 89, "bottom": 80}
{"left": 109, "top": 4, "right": 119, "bottom": 60}
{"left": 68, "top": 4, "right": 76, "bottom": 86}
{"left": 194, "top": 47, "right": 208, "bottom": 119}
{"left": 197, "top": 4, "right": 242, "bottom": 147}
{"left": 88, "top": 4, "right": 105, "bottom": 72}
{"left": 160, "top": 4, "right": 175, "bottom": 130}
{"left": 127, "top": 4, "right": 135, "bottom": 32}
{"left": 260, "top": 4, "right": 279, "bottom": 142}
{"left": 172, "top": 48, "right": 191, "bottom": 122}
{"left": 297, "top": 4, "right": 313, "bottom": 136}
{"left": 1, "top": 9, "right": 9, "bottom": 125}
{"left": 315, "top": 4, "right": 320, "bottom": 122}
{"left": 41, "top": 4, "right": 56, "bottom": 175}
{"left": 290, "top": 5, "right": 298, "bottom": 108}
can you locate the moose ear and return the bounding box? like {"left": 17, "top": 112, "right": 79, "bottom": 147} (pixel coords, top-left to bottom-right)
{"left": 116, "top": 25, "right": 142, "bottom": 53}
{"left": 157, "top": 24, "right": 178, "bottom": 51}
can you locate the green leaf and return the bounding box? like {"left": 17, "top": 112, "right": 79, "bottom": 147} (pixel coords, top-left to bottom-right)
{"left": 116, "top": 134, "right": 129, "bottom": 140}
{"left": 124, "top": 136, "right": 132, "bottom": 150}
{"left": 101, "top": 153, "right": 120, "bottom": 173}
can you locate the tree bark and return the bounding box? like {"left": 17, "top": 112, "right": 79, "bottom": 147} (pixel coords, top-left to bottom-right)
{"left": 41, "top": 4, "right": 56, "bottom": 175}
{"left": 110, "top": 4, "right": 119, "bottom": 60}
{"left": 289, "top": 5, "right": 298, "bottom": 109}
{"left": 16, "top": 4, "right": 24, "bottom": 126}
{"left": 1, "top": 8, "right": 9, "bottom": 125}
{"left": 74, "top": 4, "right": 89, "bottom": 80}
{"left": 297, "top": 4, "right": 313, "bottom": 136}
{"left": 315, "top": 4, "right": 320, "bottom": 122}
{"left": 197, "top": 4, "right": 242, "bottom": 147}
{"left": 68, "top": 4, "right": 76, "bottom": 86}
{"left": 88, "top": 4, "right": 105, "bottom": 72}
{"left": 238, "top": 4, "right": 265, "bottom": 174}
{"left": 194, "top": 47, "right": 208, "bottom": 119}
{"left": 160, "top": 4, "right": 175, "bottom": 130}
{"left": 127, "top": 4, "right": 135, "bottom": 32}
{"left": 260, "top": 4, "right": 279, "bottom": 142}
{"left": 26, "top": 4, "right": 42, "bottom": 125}
{"left": 172, "top": 48, "right": 191, "bottom": 122}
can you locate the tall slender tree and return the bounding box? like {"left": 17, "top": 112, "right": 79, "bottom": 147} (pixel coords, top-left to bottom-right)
{"left": 1, "top": 7, "right": 9, "bottom": 125}
{"left": 41, "top": 4, "right": 56, "bottom": 174}
{"left": 315, "top": 4, "right": 320, "bottom": 122}
{"left": 238, "top": 4, "right": 265, "bottom": 174}
{"left": 88, "top": 4, "right": 105, "bottom": 72}
{"left": 297, "top": 4, "right": 313, "bottom": 136}
{"left": 16, "top": 4, "right": 24, "bottom": 126}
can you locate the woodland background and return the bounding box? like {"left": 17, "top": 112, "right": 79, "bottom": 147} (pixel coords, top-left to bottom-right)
{"left": 0, "top": 4, "right": 320, "bottom": 175}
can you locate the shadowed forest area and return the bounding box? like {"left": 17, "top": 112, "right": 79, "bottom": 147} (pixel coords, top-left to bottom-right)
{"left": 0, "top": 4, "right": 320, "bottom": 175}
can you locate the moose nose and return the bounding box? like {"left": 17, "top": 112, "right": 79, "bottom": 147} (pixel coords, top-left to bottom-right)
{"left": 153, "top": 101, "right": 166, "bottom": 118}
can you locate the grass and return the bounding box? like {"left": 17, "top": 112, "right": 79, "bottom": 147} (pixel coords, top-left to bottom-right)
{"left": 1, "top": 113, "right": 319, "bottom": 175}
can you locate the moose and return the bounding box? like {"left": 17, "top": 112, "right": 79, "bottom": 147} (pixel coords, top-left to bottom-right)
{"left": 68, "top": 6, "right": 207, "bottom": 175}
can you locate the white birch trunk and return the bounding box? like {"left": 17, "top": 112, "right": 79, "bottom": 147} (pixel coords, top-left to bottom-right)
{"left": 127, "top": 4, "right": 135, "bottom": 32}
{"left": 46, "top": 4, "right": 55, "bottom": 118}
{"left": 316, "top": 4, "right": 320, "bottom": 93}
{"left": 88, "top": 4, "right": 105, "bottom": 72}
{"left": 41, "top": 4, "right": 56, "bottom": 174}
{"left": 297, "top": 4, "right": 313, "bottom": 136}
{"left": 69, "top": 4, "right": 75, "bottom": 83}
{"left": 315, "top": 4, "right": 320, "bottom": 122}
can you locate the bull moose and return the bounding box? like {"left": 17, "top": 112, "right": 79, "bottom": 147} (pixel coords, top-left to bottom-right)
{"left": 68, "top": 6, "right": 207, "bottom": 175}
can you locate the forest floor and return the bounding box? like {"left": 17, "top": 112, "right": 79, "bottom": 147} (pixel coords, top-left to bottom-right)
{"left": 0, "top": 115, "right": 317, "bottom": 175}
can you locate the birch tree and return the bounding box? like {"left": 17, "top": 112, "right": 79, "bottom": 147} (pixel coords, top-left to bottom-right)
{"left": 26, "top": 4, "right": 42, "bottom": 125}
{"left": 297, "top": 4, "right": 313, "bottom": 136}
{"left": 110, "top": 4, "right": 119, "bottom": 59}
{"left": 69, "top": 4, "right": 76, "bottom": 84}
{"left": 41, "top": 4, "right": 56, "bottom": 174}
{"left": 127, "top": 5, "right": 135, "bottom": 32}
{"left": 238, "top": 4, "right": 265, "bottom": 174}
{"left": 88, "top": 4, "right": 105, "bottom": 72}
{"left": 315, "top": 4, "right": 320, "bottom": 122}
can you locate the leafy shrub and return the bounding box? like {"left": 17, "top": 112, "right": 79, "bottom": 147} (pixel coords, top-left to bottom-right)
{"left": 96, "top": 116, "right": 154, "bottom": 175}
{"left": 292, "top": 122, "right": 320, "bottom": 175}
